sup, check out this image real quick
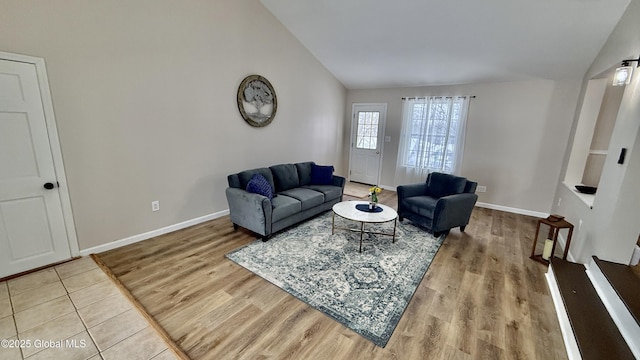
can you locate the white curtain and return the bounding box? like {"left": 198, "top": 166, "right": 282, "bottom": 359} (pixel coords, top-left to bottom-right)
{"left": 394, "top": 96, "right": 470, "bottom": 186}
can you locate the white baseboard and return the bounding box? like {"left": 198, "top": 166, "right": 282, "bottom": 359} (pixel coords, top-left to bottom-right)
{"left": 475, "top": 202, "right": 549, "bottom": 218}
{"left": 586, "top": 258, "right": 640, "bottom": 358}
{"left": 545, "top": 264, "right": 583, "bottom": 360}
{"left": 79, "top": 209, "right": 229, "bottom": 256}
{"left": 78, "top": 201, "right": 547, "bottom": 256}
{"left": 475, "top": 202, "right": 576, "bottom": 260}
{"left": 556, "top": 233, "right": 577, "bottom": 263}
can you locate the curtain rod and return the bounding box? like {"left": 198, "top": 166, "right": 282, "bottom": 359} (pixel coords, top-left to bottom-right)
{"left": 401, "top": 95, "right": 476, "bottom": 100}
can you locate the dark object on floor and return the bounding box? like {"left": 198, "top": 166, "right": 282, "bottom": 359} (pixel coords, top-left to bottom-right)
{"left": 575, "top": 185, "right": 597, "bottom": 194}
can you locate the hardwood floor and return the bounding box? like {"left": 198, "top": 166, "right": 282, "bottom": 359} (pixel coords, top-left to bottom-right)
{"left": 97, "top": 191, "right": 567, "bottom": 359}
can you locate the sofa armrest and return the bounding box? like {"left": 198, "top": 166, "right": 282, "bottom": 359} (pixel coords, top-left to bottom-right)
{"left": 397, "top": 183, "right": 428, "bottom": 200}
{"left": 432, "top": 193, "right": 478, "bottom": 232}
{"left": 225, "top": 187, "right": 272, "bottom": 236}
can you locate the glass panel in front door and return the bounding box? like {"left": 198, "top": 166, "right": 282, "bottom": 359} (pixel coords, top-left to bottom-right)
{"left": 356, "top": 111, "right": 379, "bottom": 150}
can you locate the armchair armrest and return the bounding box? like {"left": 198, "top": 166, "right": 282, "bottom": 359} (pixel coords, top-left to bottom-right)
{"left": 432, "top": 193, "right": 478, "bottom": 233}
{"left": 225, "top": 187, "right": 272, "bottom": 236}
{"left": 397, "top": 183, "right": 428, "bottom": 200}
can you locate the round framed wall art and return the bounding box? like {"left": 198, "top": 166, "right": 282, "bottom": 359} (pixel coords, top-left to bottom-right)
{"left": 237, "top": 75, "right": 277, "bottom": 127}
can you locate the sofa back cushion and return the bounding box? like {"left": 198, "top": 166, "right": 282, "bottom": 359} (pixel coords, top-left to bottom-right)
{"left": 234, "top": 168, "right": 275, "bottom": 191}
{"left": 295, "top": 162, "right": 314, "bottom": 186}
{"left": 270, "top": 164, "right": 300, "bottom": 193}
{"left": 427, "top": 172, "right": 467, "bottom": 198}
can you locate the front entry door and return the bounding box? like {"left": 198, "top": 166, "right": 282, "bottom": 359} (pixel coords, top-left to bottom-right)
{"left": 349, "top": 103, "right": 387, "bottom": 185}
{"left": 0, "top": 58, "right": 71, "bottom": 278}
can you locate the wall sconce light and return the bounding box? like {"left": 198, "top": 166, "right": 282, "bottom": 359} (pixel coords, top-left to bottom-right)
{"left": 613, "top": 55, "right": 640, "bottom": 86}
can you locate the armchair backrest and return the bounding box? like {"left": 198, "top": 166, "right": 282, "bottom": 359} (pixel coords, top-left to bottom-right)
{"left": 426, "top": 172, "right": 477, "bottom": 197}
{"left": 464, "top": 180, "right": 478, "bottom": 194}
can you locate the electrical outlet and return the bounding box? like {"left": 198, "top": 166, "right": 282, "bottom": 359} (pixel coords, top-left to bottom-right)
{"left": 151, "top": 200, "right": 160, "bottom": 212}
{"left": 476, "top": 185, "right": 487, "bottom": 193}
{"left": 579, "top": 219, "right": 583, "bottom": 231}
{"left": 557, "top": 197, "right": 562, "bottom": 207}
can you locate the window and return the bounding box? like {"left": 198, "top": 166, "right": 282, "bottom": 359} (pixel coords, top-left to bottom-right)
{"left": 401, "top": 97, "right": 468, "bottom": 172}
{"left": 395, "top": 96, "right": 470, "bottom": 183}
{"left": 356, "top": 111, "right": 380, "bottom": 150}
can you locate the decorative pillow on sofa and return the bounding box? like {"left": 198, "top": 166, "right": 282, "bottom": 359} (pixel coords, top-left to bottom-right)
{"left": 310, "top": 164, "right": 334, "bottom": 185}
{"left": 246, "top": 173, "right": 274, "bottom": 200}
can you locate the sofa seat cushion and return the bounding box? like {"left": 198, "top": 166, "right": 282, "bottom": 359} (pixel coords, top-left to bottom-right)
{"left": 403, "top": 196, "right": 438, "bottom": 220}
{"left": 279, "top": 188, "right": 324, "bottom": 211}
{"left": 271, "top": 195, "right": 302, "bottom": 223}
{"left": 302, "top": 185, "right": 342, "bottom": 202}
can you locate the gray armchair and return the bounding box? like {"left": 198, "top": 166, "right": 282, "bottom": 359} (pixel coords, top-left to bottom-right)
{"left": 397, "top": 172, "right": 478, "bottom": 236}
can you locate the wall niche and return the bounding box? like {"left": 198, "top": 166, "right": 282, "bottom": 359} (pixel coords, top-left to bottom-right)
{"left": 564, "top": 65, "right": 624, "bottom": 206}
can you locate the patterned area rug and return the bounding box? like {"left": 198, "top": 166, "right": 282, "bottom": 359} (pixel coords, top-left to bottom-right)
{"left": 226, "top": 211, "right": 444, "bottom": 347}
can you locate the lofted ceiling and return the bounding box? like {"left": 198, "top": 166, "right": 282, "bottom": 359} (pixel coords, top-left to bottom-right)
{"left": 260, "top": 0, "right": 631, "bottom": 89}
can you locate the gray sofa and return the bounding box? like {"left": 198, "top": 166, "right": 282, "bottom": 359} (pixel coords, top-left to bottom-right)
{"left": 226, "top": 162, "right": 345, "bottom": 240}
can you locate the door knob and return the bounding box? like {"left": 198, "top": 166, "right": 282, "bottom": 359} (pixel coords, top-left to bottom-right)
{"left": 43, "top": 182, "right": 56, "bottom": 190}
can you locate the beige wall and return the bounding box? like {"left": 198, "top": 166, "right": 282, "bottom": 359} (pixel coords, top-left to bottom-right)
{"left": 0, "top": 0, "right": 346, "bottom": 250}
{"left": 553, "top": 0, "right": 640, "bottom": 264}
{"left": 346, "top": 79, "right": 581, "bottom": 215}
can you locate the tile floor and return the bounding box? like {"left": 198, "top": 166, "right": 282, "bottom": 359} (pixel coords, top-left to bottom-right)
{"left": 0, "top": 257, "right": 178, "bottom": 360}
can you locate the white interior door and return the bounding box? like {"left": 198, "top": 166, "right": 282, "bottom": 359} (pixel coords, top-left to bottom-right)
{"left": 349, "top": 103, "right": 387, "bottom": 185}
{"left": 0, "top": 58, "right": 71, "bottom": 278}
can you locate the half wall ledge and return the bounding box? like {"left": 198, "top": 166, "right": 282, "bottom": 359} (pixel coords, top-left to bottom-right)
{"left": 562, "top": 182, "right": 595, "bottom": 209}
